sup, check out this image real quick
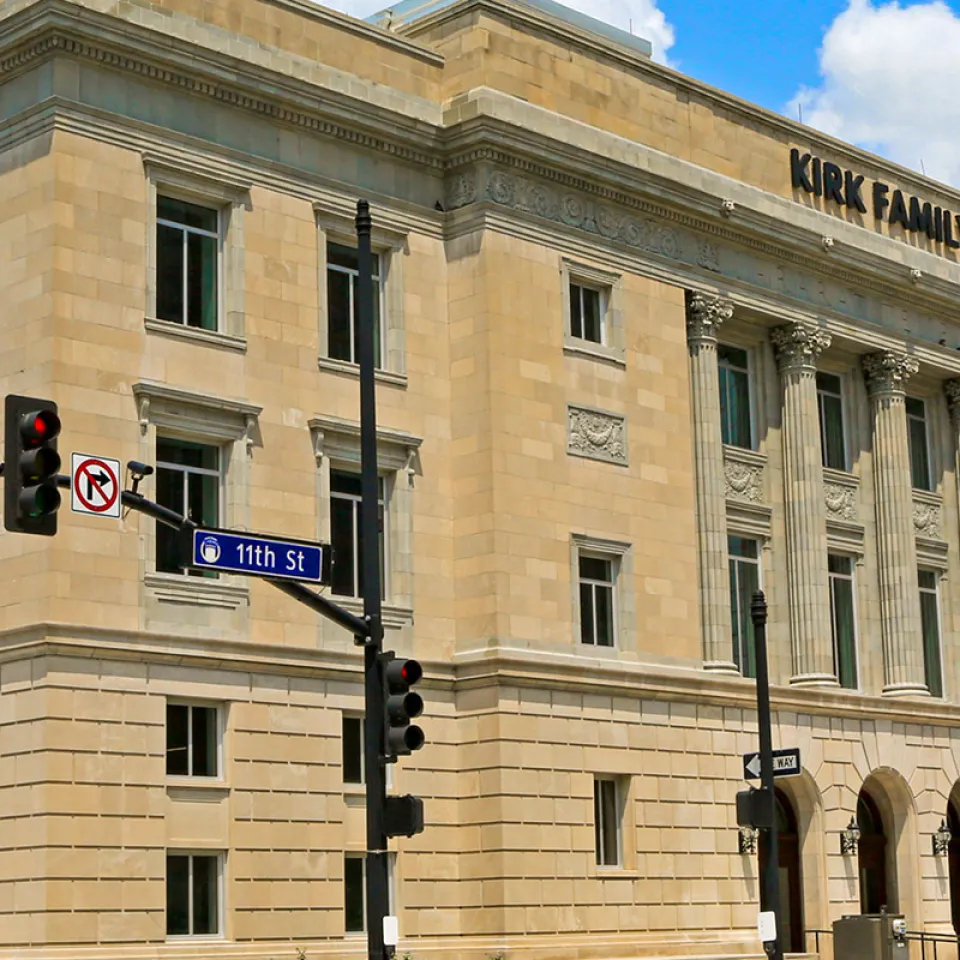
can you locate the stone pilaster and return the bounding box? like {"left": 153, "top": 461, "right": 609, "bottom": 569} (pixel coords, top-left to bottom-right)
{"left": 863, "top": 351, "right": 928, "bottom": 697}
{"left": 685, "top": 292, "right": 736, "bottom": 673}
{"left": 770, "top": 322, "right": 836, "bottom": 686}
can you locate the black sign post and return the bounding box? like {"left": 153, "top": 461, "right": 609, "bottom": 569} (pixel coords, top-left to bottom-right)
{"left": 357, "top": 200, "right": 390, "bottom": 960}
{"left": 752, "top": 591, "right": 783, "bottom": 960}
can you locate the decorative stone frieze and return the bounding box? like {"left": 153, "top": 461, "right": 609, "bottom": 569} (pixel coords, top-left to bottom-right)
{"left": 944, "top": 379, "right": 960, "bottom": 426}
{"left": 913, "top": 496, "right": 943, "bottom": 540}
{"left": 824, "top": 478, "right": 858, "bottom": 522}
{"left": 685, "top": 292, "right": 733, "bottom": 345}
{"left": 862, "top": 351, "right": 920, "bottom": 398}
{"left": 567, "top": 406, "right": 627, "bottom": 465}
{"left": 770, "top": 322, "right": 831, "bottom": 373}
{"left": 724, "top": 453, "right": 764, "bottom": 504}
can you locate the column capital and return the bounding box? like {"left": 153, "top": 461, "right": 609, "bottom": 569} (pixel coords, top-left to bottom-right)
{"left": 944, "top": 379, "right": 960, "bottom": 426}
{"left": 685, "top": 292, "right": 733, "bottom": 345}
{"left": 771, "top": 322, "right": 831, "bottom": 373}
{"left": 862, "top": 351, "right": 919, "bottom": 397}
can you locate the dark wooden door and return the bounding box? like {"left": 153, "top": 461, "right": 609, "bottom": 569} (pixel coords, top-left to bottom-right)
{"left": 758, "top": 789, "right": 804, "bottom": 953}
{"left": 948, "top": 801, "right": 960, "bottom": 935}
{"left": 857, "top": 792, "right": 888, "bottom": 914}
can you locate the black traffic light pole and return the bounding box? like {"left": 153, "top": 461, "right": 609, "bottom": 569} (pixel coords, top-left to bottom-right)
{"left": 355, "top": 200, "right": 391, "bottom": 960}
{"left": 751, "top": 590, "right": 783, "bottom": 960}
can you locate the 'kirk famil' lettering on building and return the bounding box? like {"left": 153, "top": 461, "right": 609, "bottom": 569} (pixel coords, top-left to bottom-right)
{"left": 791, "top": 148, "right": 960, "bottom": 248}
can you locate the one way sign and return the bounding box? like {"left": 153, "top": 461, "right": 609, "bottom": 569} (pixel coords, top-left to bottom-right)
{"left": 743, "top": 747, "right": 801, "bottom": 781}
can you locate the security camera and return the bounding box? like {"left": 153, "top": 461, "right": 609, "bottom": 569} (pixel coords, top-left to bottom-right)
{"left": 127, "top": 461, "right": 154, "bottom": 481}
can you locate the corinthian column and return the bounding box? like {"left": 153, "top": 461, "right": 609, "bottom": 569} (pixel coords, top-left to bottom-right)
{"left": 771, "top": 322, "right": 836, "bottom": 686}
{"left": 863, "top": 351, "right": 928, "bottom": 697}
{"left": 686, "top": 292, "right": 736, "bottom": 672}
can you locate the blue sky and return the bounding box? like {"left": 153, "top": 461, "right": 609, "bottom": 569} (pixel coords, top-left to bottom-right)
{"left": 662, "top": 0, "right": 852, "bottom": 115}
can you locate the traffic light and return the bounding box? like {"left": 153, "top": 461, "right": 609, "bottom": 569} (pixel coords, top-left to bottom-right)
{"left": 383, "top": 653, "right": 425, "bottom": 757}
{"left": 384, "top": 794, "right": 424, "bottom": 837}
{"left": 4, "top": 395, "right": 61, "bottom": 536}
{"left": 736, "top": 787, "right": 773, "bottom": 830}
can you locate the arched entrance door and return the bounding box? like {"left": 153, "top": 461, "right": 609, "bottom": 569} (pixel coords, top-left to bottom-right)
{"left": 858, "top": 790, "right": 888, "bottom": 914}
{"left": 758, "top": 788, "right": 804, "bottom": 952}
{"left": 948, "top": 799, "right": 960, "bottom": 935}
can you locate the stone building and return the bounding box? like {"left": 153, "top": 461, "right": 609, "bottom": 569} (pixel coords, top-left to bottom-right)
{"left": 1, "top": 0, "right": 960, "bottom": 956}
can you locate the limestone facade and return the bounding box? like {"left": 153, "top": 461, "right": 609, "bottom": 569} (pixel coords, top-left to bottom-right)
{"left": 2, "top": 0, "right": 960, "bottom": 958}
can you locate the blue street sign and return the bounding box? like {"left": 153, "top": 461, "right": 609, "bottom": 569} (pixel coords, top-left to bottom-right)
{"left": 187, "top": 528, "right": 331, "bottom": 584}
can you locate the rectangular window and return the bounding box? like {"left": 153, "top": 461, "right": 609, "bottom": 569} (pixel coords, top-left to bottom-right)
{"left": 155, "top": 438, "right": 221, "bottom": 575}
{"left": 330, "top": 470, "right": 386, "bottom": 598}
{"left": 906, "top": 398, "right": 932, "bottom": 491}
{"left": 919, "top": 569, "right": 943, "bottom": 698}
{"left": 344, "top": 853, "right": 394, "bottom": 933}
{"left": 828, "top": 554, "right": 858, "bottom": 689}
{"left": 156, "top": 196, "right": 219, "bottom": 331}
{"left": 166, "top": 703, "right": 219, "bottom": 778}
{"left": 817, "top": 372, "right": 846, "bottom": 470}
{"left": 327, "top": 242, "right": 382, "bottom": 367}
{"left": 718, "top": 344, "right": 753, "bottom": 449}
{"left": 729, "top": 536, "right": 761, "bottom": 678}
{"left": 342, "top": 715, "right": 363, "bottom": 785}
{"left": 569, "top": 282, "right": 605, "bottom": 345}
{"left": 579, "top": 553, "right": 616, "bottom": 647}
{"left": 593, "top": 777, "right": 621, "bottom": 867}
{"left": 166, "top": 853, "right": 221, "bottom": 937}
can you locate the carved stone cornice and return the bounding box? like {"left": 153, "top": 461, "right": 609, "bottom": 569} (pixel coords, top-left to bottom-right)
{"left": 944, "top": 379, "right": 960, "bottom": 427}
{"left": 685, "top": 292, "right": 733, "bottom": 345}
{"left": 862, "top": 352, "right": 919, "bottom": 398}
{"left": 770, "top": 322, "right": 831, "bottom": 373}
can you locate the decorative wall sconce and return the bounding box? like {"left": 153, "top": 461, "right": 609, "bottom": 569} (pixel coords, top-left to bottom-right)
{"left": 738, "top": 825, "right": 759, "bottom": 855}
{"left": 933, "top": 819, "right": 952, "bottom": 857}
{"left": 841, "top": 816, "right": 861, "bottom": 855}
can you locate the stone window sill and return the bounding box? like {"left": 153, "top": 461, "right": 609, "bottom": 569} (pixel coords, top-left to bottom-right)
{"left": 563, "top": 338, "right": 626, "bottom": 367}
{"left": 145, "top": 317, "right": 247, "bottom": 353}
{"left": 331, "top": 595, "right": 413, "bottom": 629}
{"left": 145, "top": 571, "right": 249, "bottom": 610}
{"left": 167, "top": 780, "right": 230, "bottom": 801}
{"left": 317, "top": 355, "right": 407, "bottom": 388}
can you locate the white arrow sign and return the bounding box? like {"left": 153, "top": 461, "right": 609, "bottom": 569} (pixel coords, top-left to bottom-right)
{"left": 742, "top": 747, "right": 801, "bottom": 781}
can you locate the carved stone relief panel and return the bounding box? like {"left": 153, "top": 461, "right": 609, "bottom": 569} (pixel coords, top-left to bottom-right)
{"left": 724, "top": 450, "right": 765, "bottom": 504}
{"left": 913, "top": 494, "right": 943, "bottom": 540}
{"left": 824, "top": 477, "right": 858, "bottom": 523}
{"left": 567, "top": 406, "right": 627, "bottom": 465}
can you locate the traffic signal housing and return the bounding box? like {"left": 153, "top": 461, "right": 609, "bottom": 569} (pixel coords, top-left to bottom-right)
{"left": 4, "top": 395, "right": 61, "bottom": 536}
{"left": 736, "top": 787, "right": 773, "bottom": 830}
{"left": 383, "top": 653, "right": 425, "bottom": 757}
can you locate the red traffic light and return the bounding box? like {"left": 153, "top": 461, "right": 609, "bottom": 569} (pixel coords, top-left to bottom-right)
{"left": 400, "top": 660, "right": 422, "bottom": 685}
{"left": 20, "top": 409, "right": 60, "bottom": 445}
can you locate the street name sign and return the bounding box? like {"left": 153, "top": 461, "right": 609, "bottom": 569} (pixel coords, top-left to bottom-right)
{"left": 743, "top": 747, "right": 801, "bottom": 781}
{"left": 186, "top": 528, "right": 331, "bottom": 584}
{"left": 71, "top": 453, "right": 122, "bottom": 518}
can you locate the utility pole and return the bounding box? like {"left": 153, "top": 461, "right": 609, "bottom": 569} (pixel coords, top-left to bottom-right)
{"left": 356, "top": 200, "right": 390, "bottom": 960}
{"left": 751, "top": 590, "right": 783, "bottom": 960}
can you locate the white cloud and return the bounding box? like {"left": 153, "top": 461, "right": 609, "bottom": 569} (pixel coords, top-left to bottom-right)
{"left": 322, "top": 0, "right": 675, "bottom": 64}
{"left": 788, "top": 0, "right": 960, "bottom": 185}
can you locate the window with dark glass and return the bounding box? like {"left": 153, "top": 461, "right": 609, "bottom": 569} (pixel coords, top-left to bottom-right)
{"left": 817, "top": 372, "right": 846, "bottom": 470}
{"left": 166, "top": 703, "right": 218, "bottom": 778}
{"left": 327, "top": 242, "right": 382, "bottom": 367}
{"left": 329, "top": 469, "right": 385, "bottom": 598}
{"left": 157, "top": 196, "right": 219, "bottom": 331}
{"left": 166, "top": 853, "right": 220, "bottom": 936}
{"left": 342, "top": 715, "right": 363, "bottom": 785}
{"left": 906, "top": 397, "right": 932, "bottom": 491}
{"left": 594, "top": 777, "right": 620, "bottom": 867}
{"left": 345, "top": 853, "right": 393, "bottom": 933}
{"left": 579, "top": 554, "right": 615, "bottom": 647}
{"left": 155, "top": 439, "right": 220, "bottom": 575}
{"left": 919, "top": 569, "right": 943, "bottom": 698}
{"left": 828, "top": 554, "right": 858, "bottom": 689}
{"left": 718, "top": 344, "right": 753, "bottom": 449}
{"left": 729, "top": 536, "right": 761, "bottom": 678}
{"left": 569, "top": 283, "right": 604, "bottom": 344}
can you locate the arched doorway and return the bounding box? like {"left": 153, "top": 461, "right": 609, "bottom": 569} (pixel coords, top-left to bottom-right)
{"left": 758, "top": 788, "right": 804, "bottom": 952}
{"left": 858, "top": 790, "right": 888, "bottom": 914}
{"left": 948, "top": 798, "right": 960, "bottom": 936}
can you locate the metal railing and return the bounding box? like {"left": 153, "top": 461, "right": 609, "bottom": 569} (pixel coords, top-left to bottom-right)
{"left": 804, "top": 929, "right": 833, "bottom": 956}
{"left": 906, "top": 930, "right": 960, "bottom": 960}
